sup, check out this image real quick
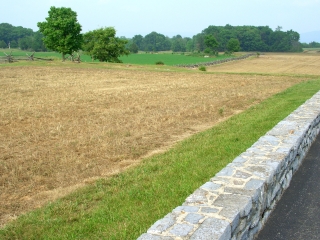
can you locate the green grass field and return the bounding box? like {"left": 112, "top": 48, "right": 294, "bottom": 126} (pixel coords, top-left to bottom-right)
{"left": 119, "top": 53, "right": 234, "bottom": 66}
{"left": 0, "top": 49, "right": 235, "bottom": 66}
{"left": 1, "top": 78, "right": 320, "bottom": 240}
{"left": 0, "top": 49, "right": 94, "bottom": 62}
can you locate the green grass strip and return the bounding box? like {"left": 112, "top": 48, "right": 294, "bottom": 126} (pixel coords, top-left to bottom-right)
{"left": 0, "top": 50, "right": 234, "bottom": 66}
{"left": 1, "top": 79, "right": 320, "bottom": 240}
{"left": 119, "top": 53, "right": 233, "bottom": 66}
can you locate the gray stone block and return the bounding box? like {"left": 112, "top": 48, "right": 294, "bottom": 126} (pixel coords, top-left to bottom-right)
{"left": 147, "top": 213, "right": 178, "bottom": 234}
{"left": 185, "top": 188, "right": 209, "bottom": 205}
{"left": 216, "top": 167, "right": 235, "bottom": 177}
{"left": 200, "top": 182, "right": 222, "bottom": 192}
{"left": 137, "top": 233, "right": 174, "bottom": 240}
{"left": 201, "top": 207, "right": 219, "bottom": 214}
{"left": 244, "top": 179, "right": 264, "bottom": 191}
{"left": 169, "top": 223, "right": 194, "bottom": 237}
{"left": 190, "top": 218, "right": 231, "bottom": 240}
{"left": 184, "top": 213, "right": 205, "bottom": 224}
{"left": 173, "top": 206, "right": 199, "bottom": 213}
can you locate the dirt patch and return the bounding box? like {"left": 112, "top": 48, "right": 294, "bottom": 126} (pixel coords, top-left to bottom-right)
{"left": 0, "top": 64, "right": 309, "bottom": 226}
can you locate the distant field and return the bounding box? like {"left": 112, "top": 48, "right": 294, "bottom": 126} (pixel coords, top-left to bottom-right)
{"left": 119, "top": 53, "right": 234, "bottom": 65}
{"left": 0, "top": 49, "right": 235, "bottom": 65}
{"left": 302, "top": 48, "right": 320, "bottom": 54}
{"left": 303, "top": 48, "right": 320, "bottom": 51}
{"left": 208, "top": 52, "right": 320, "bottom": 75}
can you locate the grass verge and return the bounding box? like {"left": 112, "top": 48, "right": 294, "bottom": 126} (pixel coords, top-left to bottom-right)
{"left": 1, "top": 79, "right": 320, "bottom": 239}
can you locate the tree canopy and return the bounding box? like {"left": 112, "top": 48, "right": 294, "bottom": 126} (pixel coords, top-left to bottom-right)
{"left": 199, "top": 25, "right": 302, "bottom": 52}
{"left": 83, "top": 27, "right": 129, "bottom": 62}
{"left": 204, "top": 35, "right": 219, "bottom": 55}
{"left": 0, "top": 23, "right": 46, "bottom": 51}
{"left": 227, "top": 38, "right": 241, "bottom": 53}
{"left": 37, "top": 6, "right": 83, "bottom": 60}
{"left": 1, "top": 20, "right": 306, "bottom": 56}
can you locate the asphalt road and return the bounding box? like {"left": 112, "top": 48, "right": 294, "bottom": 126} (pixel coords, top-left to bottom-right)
{"left": 255, "top": 133, "right": 320, "bottom": 240}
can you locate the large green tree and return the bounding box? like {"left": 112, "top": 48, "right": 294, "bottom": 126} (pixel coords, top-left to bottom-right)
{"left": 83, "top": 27, "right": 129, "bottom": 62}
{"left": 37, "top": 6, "right": 83, "bottom": 60}
{"left": 226, "top": 38, "right": 240, "bottom": 53}
{"left": 143, "top": 32, "right": 171, "bottom": 52}
{"left": 204, "top": 34, "right": 219, "bottom": 55}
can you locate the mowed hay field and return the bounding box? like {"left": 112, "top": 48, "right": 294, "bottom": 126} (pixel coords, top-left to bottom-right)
{"left": 207, "top": 53, "right": 320, "bottom": 75}
{"left": 0, "top": 54, "right": 317, "bottom": 226}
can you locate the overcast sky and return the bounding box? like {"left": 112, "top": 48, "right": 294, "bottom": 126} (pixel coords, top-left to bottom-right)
{"left": 3, "top": 0, "right": 320, "bottom": 40}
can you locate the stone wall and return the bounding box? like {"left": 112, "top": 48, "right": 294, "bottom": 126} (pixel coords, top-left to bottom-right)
{"left": 175, "top": 53, "right": 258, "bottom": 68}
{"left": 138, "top": 91, "right": 320, "bottom": 240}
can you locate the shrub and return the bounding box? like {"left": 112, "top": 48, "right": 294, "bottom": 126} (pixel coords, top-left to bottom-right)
{"left": 199, "top": 66, "right": 206, "bottom": 71}
{"left": 155, "top": 61, "right": 164, "bottom": 65}
{"left": 204, "top": 48, "right": 212, "bottom": 54}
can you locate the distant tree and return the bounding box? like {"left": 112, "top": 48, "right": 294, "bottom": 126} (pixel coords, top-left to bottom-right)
{"left": 18, "top": 37, "right": 32, "bottom": 50}
{"left": 83, "top": 27, "right": 129, "bottom": 62}
{"left": 0, "top": 23, "right": 33, "bottom": 46}
{"left": 132, "top": 34, "right": 144, "bottom": 50}
{"left": 10, "top": 40, "right": 18, "bottom": 48}
{"left": 237, "top": 27, "right": 268, "bottom": 51}
{"left": 171, "top": 35, "right": 186, "bottom": 52}
{"left": 226, "top": 38, "right": 240, "bottom": 53}
{"left": 0, "top": 40, "right": 7, "bottom": 48}
{"left": 128, "top": 42, "right": 139, "bottom": 53}
{"left": 193, "top": 33, "right": 205, "bottom": 52}
{"left": 143, "top": 32, "right": 171, "bottom": 51}
{"left": 270, "top": 30, "right": 291, "bottom": 52}
{"left": 309, "top": 41, "right": 320, "bottom": 48}
{"left": 37, "top": 6, "right": 83, "bottom": 60}
{"left": 204, "top": 34, "right": 219, "bottom": 55}
{"left": 32, "top": 31, "right": 47, "bottom": 51}
{"left": 185, "top": 37, "right": 194, "bottom": 52}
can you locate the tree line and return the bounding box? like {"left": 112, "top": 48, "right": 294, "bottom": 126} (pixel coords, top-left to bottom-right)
{"left": 1, "top": 6, "right": 316, "bottom": 63}
{"left": 0, "top": 23, "right": 47, "bottom": 51}
{"left": 301, "top": 41, "right": 320, "bottom": 48}
{"left": 128, "top": 25, "right": 303, "bottom": 53}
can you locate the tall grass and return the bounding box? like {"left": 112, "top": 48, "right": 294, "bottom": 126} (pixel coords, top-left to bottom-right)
{"left": 1, "top": 79, "right": 320, "bottom": 240}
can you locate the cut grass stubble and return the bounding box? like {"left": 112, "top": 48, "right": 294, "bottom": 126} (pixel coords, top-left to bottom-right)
{"left": 1, "top": 74, "right": 320, "bottom": 239}
{"left": 1, "top": 65, "right": 305, "bottom": 228}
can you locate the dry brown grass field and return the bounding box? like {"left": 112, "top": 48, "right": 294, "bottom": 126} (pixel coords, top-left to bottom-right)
{"left": 0, "top": 53, "right": 318, "bottom": 226}
{"left": 208, "top": 53, "right": 320, "bottom": 75}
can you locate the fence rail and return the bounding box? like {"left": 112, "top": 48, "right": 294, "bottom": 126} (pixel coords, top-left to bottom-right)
{"left": 0, "top": 51, "right": 84, "bottom": 63}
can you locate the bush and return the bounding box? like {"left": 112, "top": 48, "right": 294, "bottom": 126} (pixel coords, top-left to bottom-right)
{"left": 155, "top": 61, "right": 164, "bottom": 65}
{"left": 199, "top": 66, "right": 206, "bottom": 71}
{"left": 204, "top": 48, "right": 212, "bottom": 54}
